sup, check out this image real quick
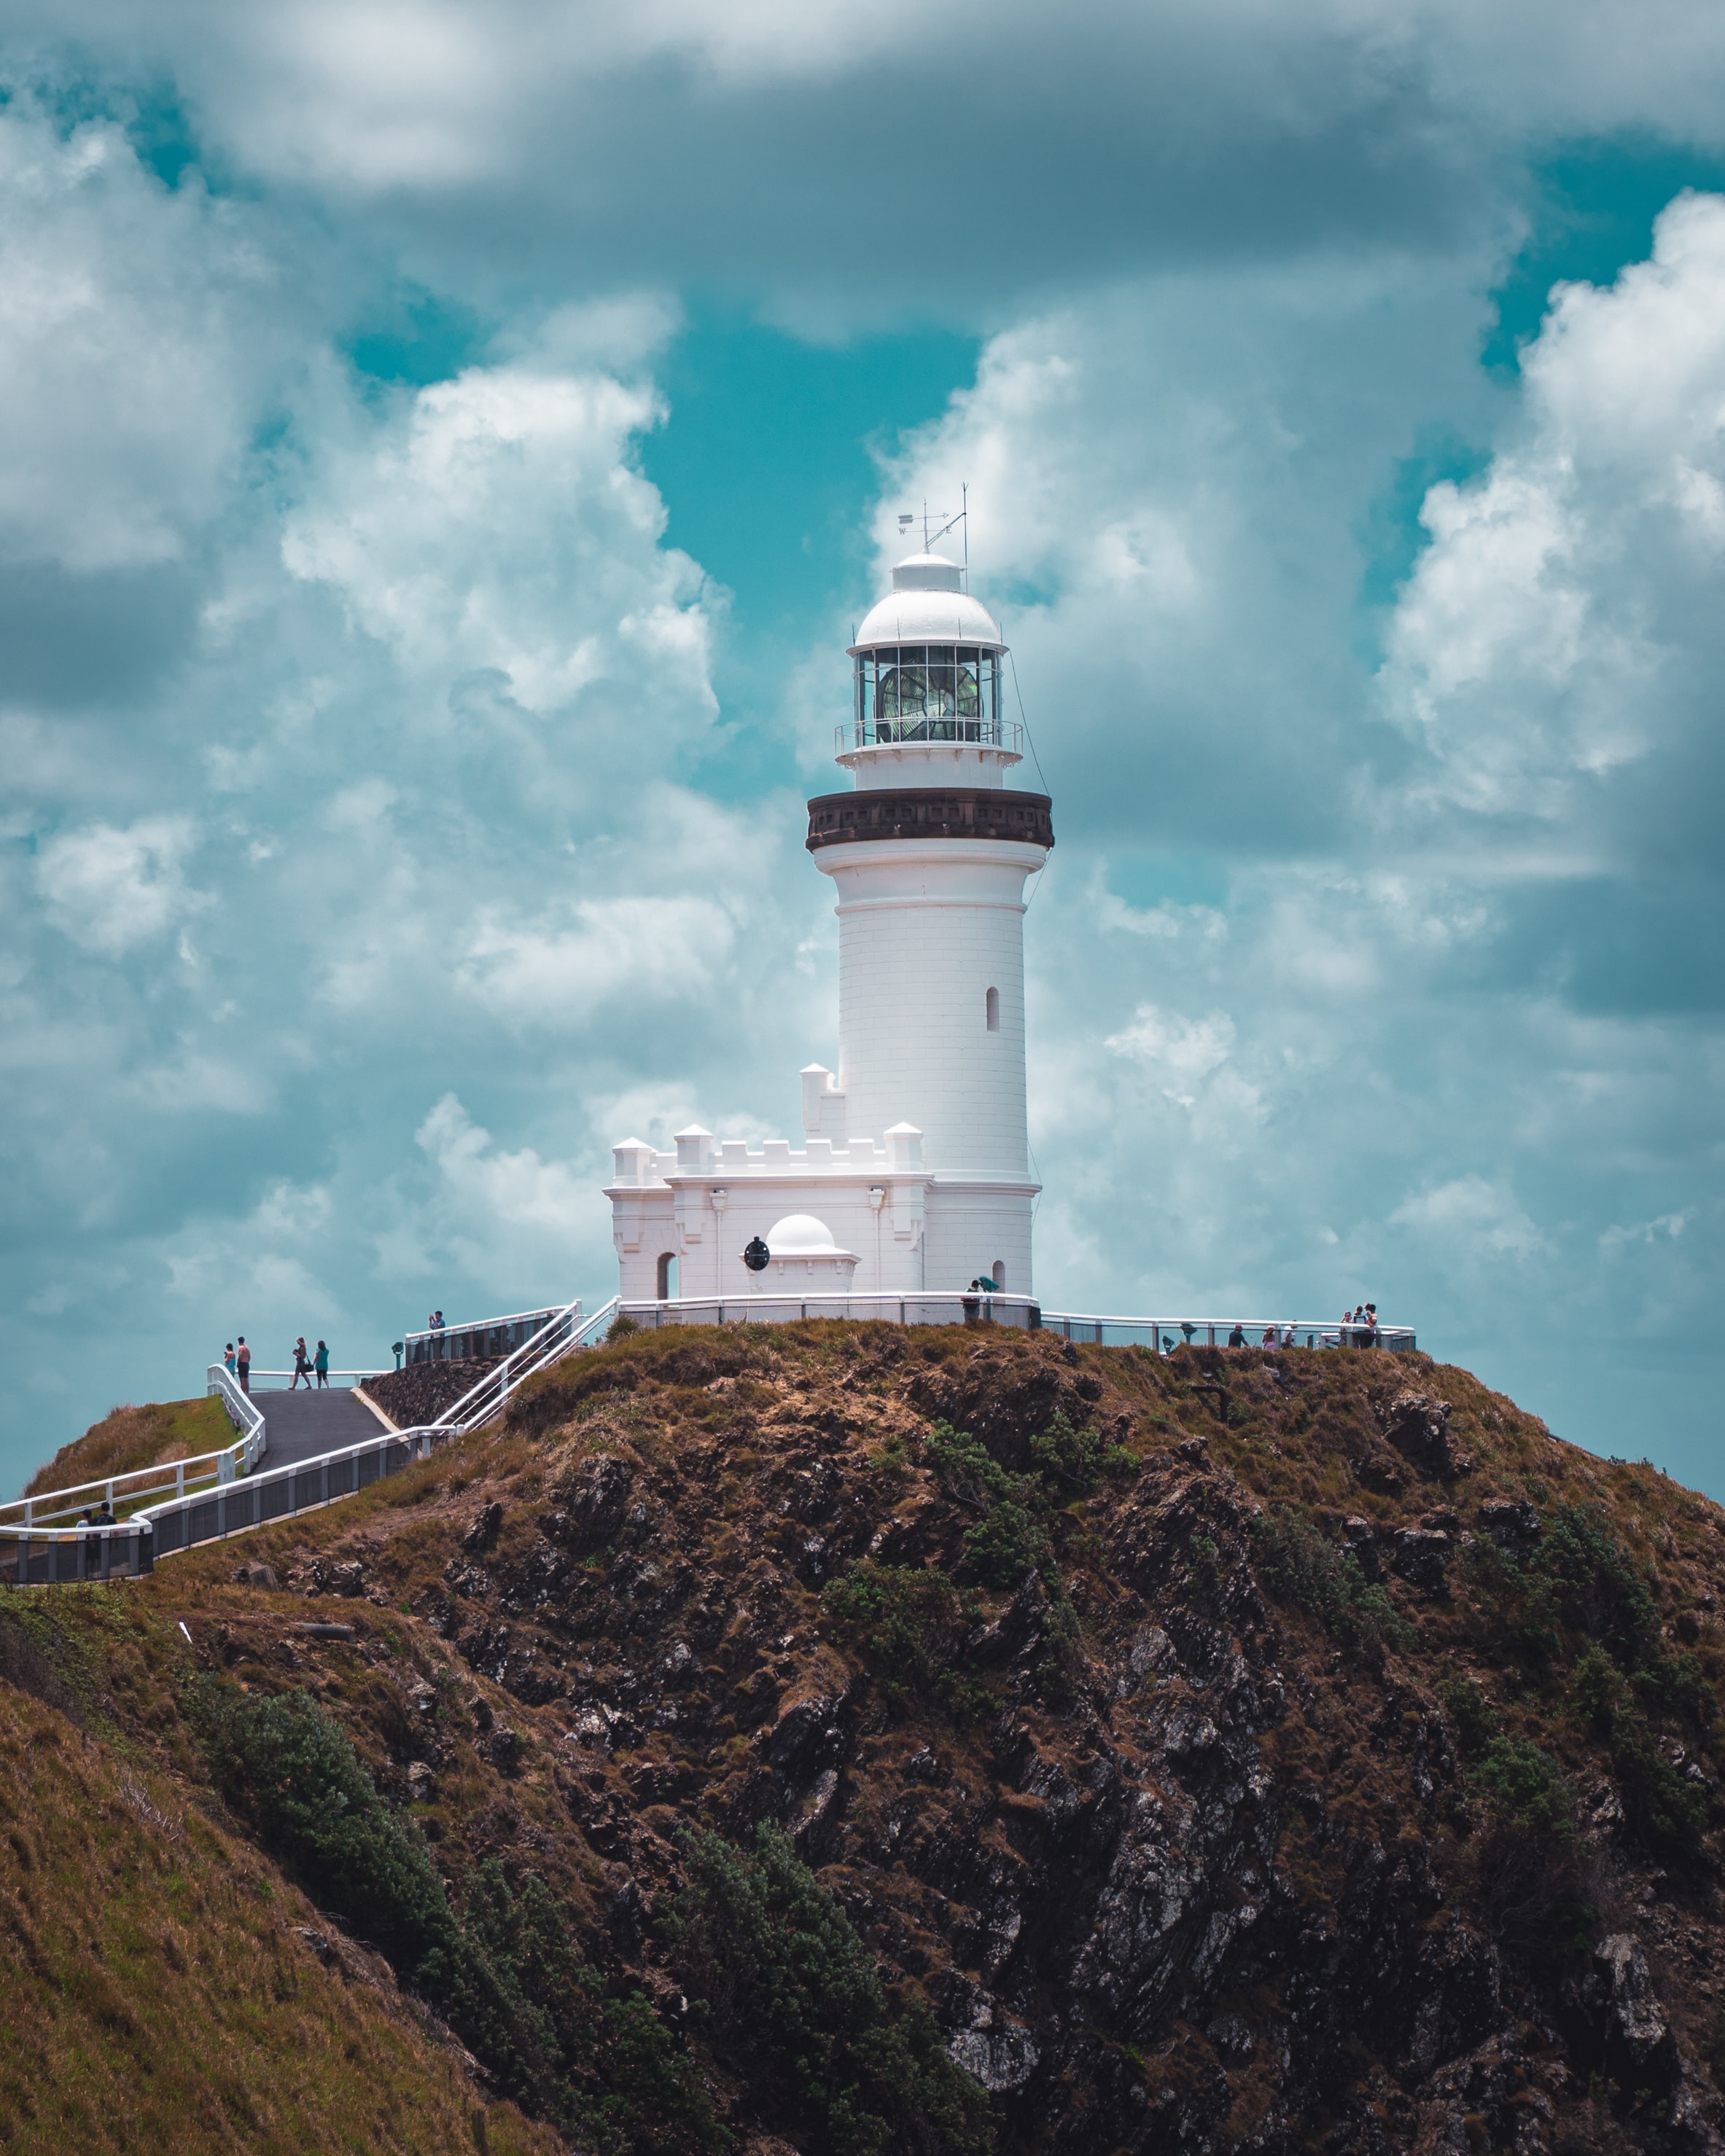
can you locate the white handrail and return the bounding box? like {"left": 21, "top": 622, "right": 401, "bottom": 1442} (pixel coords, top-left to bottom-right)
{"left": 421, "top": 1297, "right": 591, "bottom": 1429}
{"left": 3, "top": 1362, "right": 268, "bottom": 1531}
{"left": 608, "top": 1294, "right": 1415, "bottom": 1354}
{"left": 402, "top": 1303, "right": 563, "bottom": 1351}
{"left": 4, "top": 1296, "right": 603, "bottom": 1580}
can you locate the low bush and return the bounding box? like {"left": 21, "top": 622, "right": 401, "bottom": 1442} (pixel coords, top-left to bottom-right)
{"left": 924, "top": 1421, "right": 1054, "bottom": 1587}
{"left": 1471, "top": 1735, "right": 1574, "bottom": 1844}
{"left": 1464, "top": 1733, "right": 1597, "bottom": 1969}
{"left": 1437, "top": 1676, "right": 1499, "bottom": 1763}
{"left": 1534, "top": 1505, "right": 1659, "bottom": 1665}
{"left": 197, "top": 1684, "right": 720, "bottom": 2152}
{"left": 819, "top": 1562, "right": 984, "bottom": 1716}
{"left": 667, "top": 1827, "right": 990, "bottom": 2156}
{"left": 1250, "top": 1505, "right": 1411, "bottom": 1661}
{"left": 1568, "top": 1644, "right": 1710, "bottom": 1865}
{"left": 1028, "top": 1410, "right": 1137, "bottom": 1492}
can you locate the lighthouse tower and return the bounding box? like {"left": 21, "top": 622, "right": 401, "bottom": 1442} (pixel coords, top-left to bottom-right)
{"left": 605, "top": 543, "right": 1053, "bottom": 1301}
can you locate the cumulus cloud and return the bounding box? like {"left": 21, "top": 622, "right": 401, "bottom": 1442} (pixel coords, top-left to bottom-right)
{"left": 1390, "top": 1174, "right": 1546, "bottom": 1259}
{"left": 15, "top": 0, "right": 1725, "bottom": 321}
{"left": 36, "top": 816, "right": 201, "bottom": 953}
{"left": 284, "top": 357, "right": 714, "bottom": 726}
{"left": 1381, "top": 191, "right": 1725, "bottom": 840}
{"left": 0, "top": 96, "right": 283, "bottom": 573}
{"left": 408, "top": 1093, "right": 606, "bottom": 1291}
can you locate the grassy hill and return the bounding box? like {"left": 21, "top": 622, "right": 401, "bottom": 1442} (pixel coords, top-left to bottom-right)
{"left": 24, "top": 1394, "right": 235, "bottom": 1498}
{"left": 5, "top": 1323, "right": 1725, "bottom": 2154}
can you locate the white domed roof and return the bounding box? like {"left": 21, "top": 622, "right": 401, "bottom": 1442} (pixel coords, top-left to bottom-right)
{"left": 851, "top": 551, "right": 1004, "bottom": 652}
{"left": 766, "top": 1213, "right": 838, "bottom": 1254}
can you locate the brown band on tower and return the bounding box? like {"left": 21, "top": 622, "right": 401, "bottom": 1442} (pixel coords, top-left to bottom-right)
{"left": 806, "top": 787, "right": 1054, "bottom": 852}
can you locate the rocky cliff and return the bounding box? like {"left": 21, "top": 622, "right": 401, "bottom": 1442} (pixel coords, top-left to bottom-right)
{"left": 8, "top": 1321, "right": 1725, "bottom": 2156}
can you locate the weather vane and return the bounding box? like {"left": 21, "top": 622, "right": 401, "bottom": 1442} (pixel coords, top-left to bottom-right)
{"left": 896, "top": 485, "right": 969, "bottom": 576}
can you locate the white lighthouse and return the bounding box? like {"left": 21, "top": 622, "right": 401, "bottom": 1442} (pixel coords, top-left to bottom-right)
{"left": 606, "top": 544, "right": 1053, "bottom": 1303}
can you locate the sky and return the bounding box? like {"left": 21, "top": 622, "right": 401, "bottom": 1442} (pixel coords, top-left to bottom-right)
{"left": 4, "top": 1, "right": 1725, "bottom": 1499}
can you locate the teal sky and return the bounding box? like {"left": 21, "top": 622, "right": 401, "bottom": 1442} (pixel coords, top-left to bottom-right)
{"left": 4, "top": 6, "right": 1725, "bottom": 1500}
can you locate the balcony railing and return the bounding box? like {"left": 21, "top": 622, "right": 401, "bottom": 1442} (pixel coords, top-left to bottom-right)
{"left": 612, "top": 1295, "right": 1416, "bottom": 1354}
{"left": 837, "top": 715, "right": 1022, "bottom": 754}
{"left": 402, "top": 1306, "right": 566, "bottom": 1364}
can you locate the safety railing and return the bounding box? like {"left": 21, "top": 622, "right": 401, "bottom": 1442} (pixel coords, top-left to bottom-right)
{"left": 402, "top": 1307, "right": 565, "bottom": 1364}
{"left": 837, "top": 716, "right": 1024, "bottom": 754}
{"left": 1038, "top": 1315, "right": 1417, "bottom": 1354}
{"left": 612, "top": 1295, "right": 1414, "bottom": 1354}
{"left": 226, "top": 1369, "right": 380, "bottom": 1391}
{"left": 618, "top": 1291, "right": 1042, "bottom": 1330}
{"left": 413, "top": 1299, "right": 596, "bottom": 1430}
{"left": 2, "top": 1297, "right": 594, "bottom": 1585}
{"left": 0, "top": 1362, "right": 270, "bottom": 1537}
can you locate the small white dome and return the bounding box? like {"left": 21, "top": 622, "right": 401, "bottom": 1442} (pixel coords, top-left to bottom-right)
{"left": 891, "top": 552, "right": 964, "bottom": 593}
{"left": 851, "top": 550, "right": 1003, "bottom": 652}
{"left": 766, "top": 1213, "right": 838, "bottom": 1254}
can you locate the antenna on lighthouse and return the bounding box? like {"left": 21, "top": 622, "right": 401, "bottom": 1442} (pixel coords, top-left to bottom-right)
{"left": 897, "top": 490, "right": 972, "bottom": 584}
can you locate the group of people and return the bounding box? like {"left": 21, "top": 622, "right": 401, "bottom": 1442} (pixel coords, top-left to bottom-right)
{"left": 1218, "top": 1302, "right": 1379, "bottom": 1351}
{"left": 219, "top": 1337, "right": 331, "bottom": 1391}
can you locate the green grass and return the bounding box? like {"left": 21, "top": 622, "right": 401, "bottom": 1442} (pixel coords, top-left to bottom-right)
{"left": 0, "top": 1678, "right": 560, "bottom": 2156}
{"left": 25, "top": 1396, "right": 235, "bottom": 1502}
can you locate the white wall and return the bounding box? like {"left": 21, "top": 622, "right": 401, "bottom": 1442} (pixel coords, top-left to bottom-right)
{"left": 817, "top": 836, "right": 1044, "bottom": 1177}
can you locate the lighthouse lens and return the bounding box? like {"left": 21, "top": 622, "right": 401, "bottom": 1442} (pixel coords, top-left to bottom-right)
{"left": 861, "top": 647, "right": 1001, "bottom": 745}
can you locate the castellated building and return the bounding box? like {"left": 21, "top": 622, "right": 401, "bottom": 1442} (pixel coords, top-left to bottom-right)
{"left": 606, "top": 545, "right": 1054, "bottom": 1303}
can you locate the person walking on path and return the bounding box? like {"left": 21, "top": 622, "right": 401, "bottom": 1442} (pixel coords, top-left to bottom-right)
{"left": 290, "top": 1336, "right": 314, "bottom": 1390}
{"left": 235, "top": 1337, "right": 252, "bottom": 1394}
{"left": 314, "top": 1340, "right": 330, "bottom": 1388}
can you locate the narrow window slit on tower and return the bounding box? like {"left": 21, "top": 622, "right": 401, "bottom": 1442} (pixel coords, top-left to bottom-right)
{"left": 986, "top": 985, "right": 1000, "bottom": 1031}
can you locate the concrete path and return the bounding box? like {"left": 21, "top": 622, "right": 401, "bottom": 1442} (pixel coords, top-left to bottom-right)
{"left": 257, "top": 1388, "right": 382, "bottom": 1470}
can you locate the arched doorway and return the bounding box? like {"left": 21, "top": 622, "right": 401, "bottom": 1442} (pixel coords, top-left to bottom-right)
{"left": 655, "top": 1251, "right": 679, "bottom": 1299}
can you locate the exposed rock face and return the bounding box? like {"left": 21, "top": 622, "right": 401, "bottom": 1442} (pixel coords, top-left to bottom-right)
{"left": 1478, "top": 1496, "right": 1541, "bottom": 1558}
{"left": 1378, "top": 1391, "right": 1475, "bottom": 1480}
{"left": 362, "top": 1359, "right": 500, "bottom": 1429}
{"left": 1391, "top": 1526, "right": 1453, "bottom": 1591}
{"left": 1585, "top": 1934, "right": 1681, "bottom": 2093}
{"left": 144, "top": 1327, "right": 1725, "bottom": 2155}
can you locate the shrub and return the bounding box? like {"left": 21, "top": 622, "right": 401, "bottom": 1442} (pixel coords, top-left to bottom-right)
{"left": 1533, "top": 1505, "right": 1659, "bottom": 1665}
{"left": 1610, "top": 1714, "right": 1711, "bottom": 1864}
{"left": 1568, "top": 1644, "right": 1710, "bottom": 1865}
{"left": 1471, "top": 1736, "right": 1573, "bottom": 1844}
{"left": 1462, "top": 1733, "right": 1598, "bottom": 1967}
{"left": 668, "top": 1827, "right": 990, "bottom": 2156}
{"left": 1455, "top": 1536, "right": 1562, "bottom": 1671}
{"left": 1028, "top": 1410, "right": 1137, "bottom": 1492}
{"left": 1250, "top": 1505, "right": 1411, "bottom": 1660}
{"left": 924, "top": 1421, "right": 1055, "bottom": 1588}
{"left": 819, "top": 1563, "right": 982, "bottom": 1716}
{"left": 1437, "top": 1676, "right": 1499, "bottom": 1763}
{"left": 196, "top": 1684, "right": 455, "bottom": 1972}
{"left": 198, "top": 1684, "right": 720, "bottom": 2151}
{"left": 1634, "top": 1648, "right": 1719, "bottom": 1735}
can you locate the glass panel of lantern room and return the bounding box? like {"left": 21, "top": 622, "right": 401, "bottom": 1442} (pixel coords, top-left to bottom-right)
{"left": 927, "top": 647, "right": 957, "bottom": 722}
{"left": 957, "top": 656, "right": 981, "bottom": 720}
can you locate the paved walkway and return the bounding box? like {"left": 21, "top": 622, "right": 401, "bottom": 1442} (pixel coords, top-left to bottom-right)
{"left": 257, "top": 1388, "right": 381, "bottom": 1469}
